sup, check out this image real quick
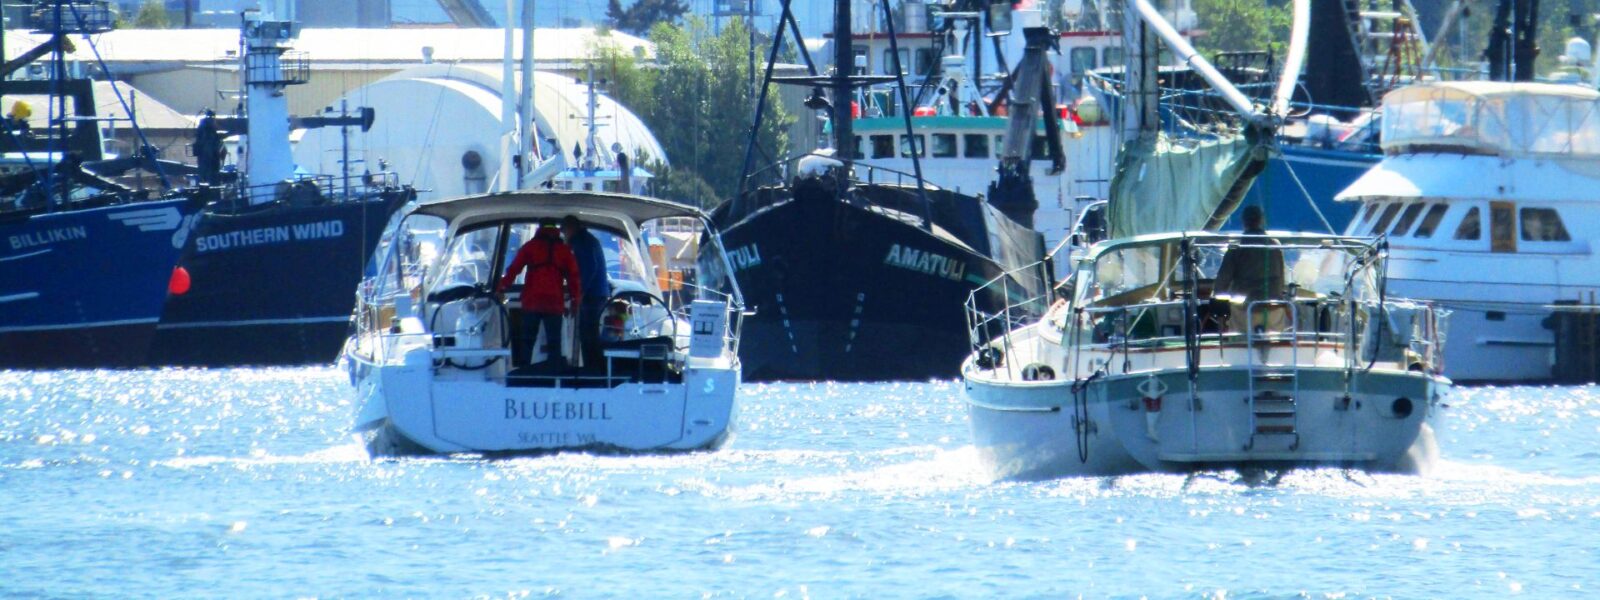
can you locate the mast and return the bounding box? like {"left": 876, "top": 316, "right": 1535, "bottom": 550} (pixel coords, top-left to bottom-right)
{"left": 831, "top": 0, "right": 854, "bottom": 162}
{"left": 518, "top": 0, "right": 535, "bottom": 188}
{"left": 498, "top": 0, "right": 516, "bottom": 192}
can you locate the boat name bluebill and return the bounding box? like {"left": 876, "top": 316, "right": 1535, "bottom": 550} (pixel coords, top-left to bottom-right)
{"left": 9, "top": 225, "right": 87, "bottom": 250}
{"left": 505, "top": 399, "right": 614, "bottom": 421}
{"left": 884, "top": 244, "right": 966, "bottom": 281}
{"left": 195, "top": 220, "right": 346, "bottom": 253}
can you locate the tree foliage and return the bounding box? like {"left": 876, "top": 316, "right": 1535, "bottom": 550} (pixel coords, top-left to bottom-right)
{"left": 592, "top": 17, "right": 791, "bottom": 209}
{"left": 132, "top": 0, "right": 172, "bottom": 28}
{"left": 1192, "top": 0, "right": 1292, "bottom": 56}
{"left": 605, "top": 0, "right": 689, "bottom": 35}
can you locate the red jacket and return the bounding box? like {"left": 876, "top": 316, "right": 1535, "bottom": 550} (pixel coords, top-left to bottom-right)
{"left": 498, "top": 228, "right": 582, "bottom": 314}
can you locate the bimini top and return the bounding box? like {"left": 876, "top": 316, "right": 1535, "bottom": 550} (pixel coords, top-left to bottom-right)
{"left": 1381, "top": 81, "right": 1600, "bottom": 157}
{"left": 1082, "top": 230, "right": 1378, "bottom": 261}
{"left": 412, "top": 190, "right": 703, "bottom": 228}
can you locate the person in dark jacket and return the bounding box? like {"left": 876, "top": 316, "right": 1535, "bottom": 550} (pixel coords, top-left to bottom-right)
{"left": 562, "top": 215, "right": 612, "bottom": 367}
{"left": 498, "top": 219, "right": 582, "bottom": 367}
{"left": 1214, "top": 206, "right": 1286, "bottom": 332}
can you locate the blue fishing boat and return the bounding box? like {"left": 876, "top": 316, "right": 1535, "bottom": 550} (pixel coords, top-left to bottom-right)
{"left": 0, "top": 2, "right": 208, "bottom": 368}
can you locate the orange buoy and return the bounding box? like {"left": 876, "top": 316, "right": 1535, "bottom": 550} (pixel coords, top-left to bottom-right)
{"left": 168, "top": 266, "right": 191, "bottom": 296}
{"left": 913, "top": 106, "right": 936, "bottom": 117}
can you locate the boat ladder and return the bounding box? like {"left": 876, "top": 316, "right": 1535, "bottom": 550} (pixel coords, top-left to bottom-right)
{"left": 1245, "top": 300, "right": 1301, "bottom": 451}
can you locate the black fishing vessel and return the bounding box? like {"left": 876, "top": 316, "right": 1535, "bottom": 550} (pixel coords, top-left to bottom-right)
{"left": 147, "top": 12, "right": 413, "bottom": 366}
{"left": 711, "top": 0, "right": 1050, "bottom": 381}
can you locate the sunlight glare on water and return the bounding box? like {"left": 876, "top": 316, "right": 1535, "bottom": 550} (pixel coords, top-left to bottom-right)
{"left": 1, "top": 369, "right": 1595, "bottom": 597}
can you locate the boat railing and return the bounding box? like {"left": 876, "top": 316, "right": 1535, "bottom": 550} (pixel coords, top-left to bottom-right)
{"left": 216, "top": 172, "right": 402, "bottom": 209}
{"left": 741, "top": 151, "right": 947, "bottom": 195}
{"left": 964, "top": 259, "right": 1057, "bottom": 379}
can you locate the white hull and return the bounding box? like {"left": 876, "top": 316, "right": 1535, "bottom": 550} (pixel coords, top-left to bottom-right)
{"left": 966, "top": 365, "right": 1442, "bottom": 479}
{"left": 353, "top": 349, "right": 739, "bottom": 455}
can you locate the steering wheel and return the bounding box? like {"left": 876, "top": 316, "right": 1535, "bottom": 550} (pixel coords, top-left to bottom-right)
{"left": 606, "top": 290, "right": 674, "bottom": 339}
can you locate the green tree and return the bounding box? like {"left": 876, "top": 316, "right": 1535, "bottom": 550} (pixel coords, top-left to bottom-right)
{"left": 1192, "top": 0, "right": 1291, "bottom": 55}
{"left": 132, "top": 0, "right": 172, "bottom": 28}
{"left": 592, "top": 17, "right": 791, "bottom": 208}
{"left": 606, "top": 0, "right": 689, "bottom": 35}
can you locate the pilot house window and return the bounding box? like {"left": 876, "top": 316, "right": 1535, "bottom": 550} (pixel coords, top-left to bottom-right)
{"left": 1412, "top": 203, "right": 1449, "bottom": 238}
{"left": 964, "top": 133, "right": 990, "bottom": 158}
{"left": 1390, "top": 202, "right": 1426, "bottom": 236}
{"left": 1520, "top": 207, "right": 1571, "bottom": 242}
{"left": 1370, "top": 202, "right": 1403, "bottom": 235}
{"left": 870, "top": 135, "right": 894, "bottom": 159}
{"left": 1453, "top": 206, "right": 1481, "bottom": 240}
{"left": 931, "top": 133, "right": 958, "bottom": 158}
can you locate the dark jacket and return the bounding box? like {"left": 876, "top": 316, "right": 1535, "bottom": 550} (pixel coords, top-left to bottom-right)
{"left": 569, "top": 228, "right": 611, "bottom": 305}
{"left": 498, "top": 227, "right": 582, "bottom": 314}
{"left": 1214, "top": 229, "right": 1286, "bottom": 303}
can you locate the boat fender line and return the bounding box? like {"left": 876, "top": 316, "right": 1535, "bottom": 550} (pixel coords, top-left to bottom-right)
{"left": 1069, "top": 369, "right": 1106, "bottom": 464}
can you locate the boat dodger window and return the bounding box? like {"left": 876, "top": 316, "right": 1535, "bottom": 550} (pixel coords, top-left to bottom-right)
{"left": 359, "top": 211, "right": 446, "bottom": 336}
{"left": 428, "top": 224, "right": 502, "bottom": 292}
{"left": 1079, "top": 237, "right": 1376, "bottom": 309}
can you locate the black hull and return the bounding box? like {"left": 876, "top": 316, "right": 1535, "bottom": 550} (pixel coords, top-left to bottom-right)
{"left": 150, "top": 192, "right": 411, "bottom": 366}
{"left": 714, "top": 179, "right": 1045, "bottom": 381}
{"left": 0, "top": 323, "right": 156, "bottom": 369}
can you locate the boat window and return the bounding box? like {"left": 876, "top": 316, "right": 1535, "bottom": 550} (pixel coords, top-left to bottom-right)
{"left": 852, "top": 135, "right": 865, "bottom": 160}
{"left": 931, "top": 133, "right": 958, "bottom": 157}
{"left": 1490, "top": 201, "right": 1517, "bottom": 252}
{"left": 1369, "top": 202, "right": 1403, "bottom": 235}
{"left": 1453, "top": 206, "right": 1481, "bottom": 240}
{"left": 1520, "top": 207, "right": 1572, "bottom": 241}
{"left": 1390, "top": 202, "right": 1426, "bottom": 236}
{"left": 431, "top": 225, "right": 503, "bottom": 291}
{"left": 1103, "top": 47, "right": 1124, "bottom": 67}
{"left": 964, "top": 133, "right": 990, "bottom": 158}
{"left": 870, "top": 135, "right": 895, "bottom": 159}
{"left": 914, "top": 48, "right": 934, "bottom": 74}
{"left": 883, "top": 49, "right": 909, "bottom": 75}
{"left": 1070, "top": 47, "right": 1096, "bottom": 74}
{"left": 1412, "top": 203, "right": 1450, "bottom": 238}
{"left": 994, "top": 134, "right": 1004, "bottom": 153}
{"left": 900, "top": 134, "right": 925, "bottom": 157}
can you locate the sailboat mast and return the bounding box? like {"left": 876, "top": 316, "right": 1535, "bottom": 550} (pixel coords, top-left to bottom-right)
{"left": 832, "top": 0, "right": 854, "bottom": 161}
{"left": 518, "top": 0, "right": 536, "bottom": 188}
{"left": 498, "top": 0, "right": 516, "bottom": 192}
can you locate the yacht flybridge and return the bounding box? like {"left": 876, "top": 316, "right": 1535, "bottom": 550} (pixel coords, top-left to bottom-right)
{"left": 345, "top": 191, "right": 745, "bottom": 456}
{"left": 963, "top": 232, "right": 1448, "bottom": 478}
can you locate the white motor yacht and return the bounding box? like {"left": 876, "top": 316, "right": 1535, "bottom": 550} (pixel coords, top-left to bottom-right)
{"left": 963, "top": 232, "right": 1450, "bottom": 479}
{"left": 1337, "top": 81, "right": 1600, "bottom": 382}
{"left": 345, "top": 190, "right": 745, "bottom": 456}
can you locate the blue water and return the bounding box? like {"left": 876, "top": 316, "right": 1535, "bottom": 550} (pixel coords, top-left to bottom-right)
{"left": 2, "top": 369, "right": 1596, "bottom": 598}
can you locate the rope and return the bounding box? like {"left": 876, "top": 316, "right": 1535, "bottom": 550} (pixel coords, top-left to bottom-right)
{"left": 1278, "top": 149, "right": 1337, "bottom": 234}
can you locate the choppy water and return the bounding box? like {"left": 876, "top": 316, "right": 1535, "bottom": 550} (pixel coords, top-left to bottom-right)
{"left": 1, "top": 369, "right": 1596, "bottom": 598}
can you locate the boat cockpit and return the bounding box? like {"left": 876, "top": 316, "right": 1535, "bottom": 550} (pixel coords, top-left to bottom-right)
{"left": 349, "top": 191, "right": 744, "bottom": 389}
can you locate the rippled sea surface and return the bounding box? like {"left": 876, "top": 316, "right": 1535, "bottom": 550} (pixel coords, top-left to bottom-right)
{"left": 2, "top": 369, "right": 1596, "bottom": 598}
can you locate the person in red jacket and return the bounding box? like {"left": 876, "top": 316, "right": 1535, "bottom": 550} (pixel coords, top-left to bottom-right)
{"left": 497, "top": 219, "right": 583, "bottom": 367}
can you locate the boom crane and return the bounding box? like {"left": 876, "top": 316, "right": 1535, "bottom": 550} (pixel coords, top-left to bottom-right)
{"left": 985, "top": 12, "right": 1064, "bottom": 230}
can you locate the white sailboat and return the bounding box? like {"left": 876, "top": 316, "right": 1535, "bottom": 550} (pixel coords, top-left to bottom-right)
{"left": 959, "top": 0, "right": 1450, "bottom": 479}
{"left": 344, "top": 191, "right": 745, "bottom": 455}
